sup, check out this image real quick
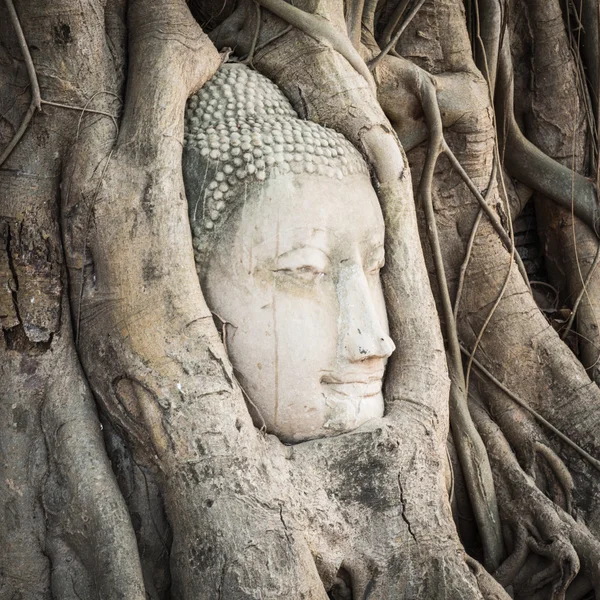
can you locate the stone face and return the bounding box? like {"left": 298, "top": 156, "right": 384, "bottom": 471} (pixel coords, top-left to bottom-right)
{"left": 183, "top": 64, "right": 394, "bottom": 442}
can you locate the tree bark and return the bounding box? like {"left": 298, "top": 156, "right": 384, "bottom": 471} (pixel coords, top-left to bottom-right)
{"left": 1, "top": 0, "right": 600, "bottom": 597}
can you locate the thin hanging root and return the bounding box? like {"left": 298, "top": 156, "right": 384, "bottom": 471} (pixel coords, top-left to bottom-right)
{"left": 449, "top": 106, "right": 518, "bottom": 397}
{"left": 378, "top": 0, "right": 410, "bottom": 50}
{"left": 346, "top": 0, "right": 365, "bottom": 49}
{"left": 254, "top": 0, "right": 376, "bottom": 93}
{"left": 0, "top": 0, "right": 120, "bottom": 168}
{"left": 472, "top": 0, "right": 504, "bottom": 98}
{"left": 368, "top": 0, "right": 427, "bottom": 71}
{"left": 240, "top": 1, "right": 261, "bottom": 65}
{"left": 455, "top": 210, "right": 483, "bottom": 319}
{"left": 461, "top": 344, "right": 600, "bottom": 473}
{"left": 443, "top": 143, "right": 530, "bottom": 288}
{"left": 453, "top": 144, "right": 500, "bottom": 322}
{"left": 41, "top": 99, "right": 120, "bottom": 129}
{"left": 360, "top": 0, "right": 378, "bottom": 37}
{"left": 254, "top": 25, "right": 293, "bottom": 54}
{"left": 0, "top": 0, "right": 41, "bottom": 167}
{"left": 464, "top": 221, "right": 514, "bottom": 392}
{"left": 237, "top": 376, "right": 267, "bottom": 432}
{"left": 418, "top": 73, "right": 504, "bottom": 571}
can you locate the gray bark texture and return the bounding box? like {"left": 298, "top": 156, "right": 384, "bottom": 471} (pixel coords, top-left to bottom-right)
{"left": 1, "top": 0, "right": 600, "bottom": 598}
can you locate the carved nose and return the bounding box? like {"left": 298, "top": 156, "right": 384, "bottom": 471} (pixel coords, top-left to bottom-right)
{"left": 344, "top": 322, "right": 396, "bottom": 362}
{"left": 338, "top": 266, "right": 396, "bottom": 363}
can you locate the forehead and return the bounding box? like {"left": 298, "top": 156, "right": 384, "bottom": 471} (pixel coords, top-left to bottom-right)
{"left": 238, "top": 173, "right": 384, "bottom": 250}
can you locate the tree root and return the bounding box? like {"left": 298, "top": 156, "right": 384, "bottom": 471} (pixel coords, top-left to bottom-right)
{"left": 253, "top": 0, "right": 376, "bottom": 93}
{"left": 368, "top": 0, "right": 426, "bottom": 71}
{"left": 378, "top": 55, "right": 531, "bottom": 286}
{"left": 471, "top": 0, "right": 503, "bottom": 97}
{"left": 41, "top": 99, "right": 120, "bottom": 129}
{"left": 378, "top": 0, "right": 410, "bottom": 50}
{"left": 442, "top": 144, "right": 530, "bottom": 288}
{"left": 496, "top": 31, "right": 600, "bottom": 235}
{"left": 462, "top": 345, "right": 600, "bottom": 473}
{"left": 345, "top": 0, "right": 364, "bottom": 49}
{"left": 239, "top": 1, "right": 261, "bottom": 65}
{"left": 254, "top": 24, "right": 293, "bottom": 54}
{"left": 561, "top": 241, "right": 600, "bottom": 341}
{"left": 471, "top": 400, "right": 600, "bottom": 599}
{"left": 0, "top": 0, "right": 41, "bottom": 167}
{"left": 418, "top": 69, "right": 504, "bottom": 571}
{"left": 454, "top": 208, "right": 483, "bottom": 319}
{"left": 0, "top": 0, "right": 119, "bottom": 167}
{"left": 466, "top": 556, "right": 514, "bottom": 599}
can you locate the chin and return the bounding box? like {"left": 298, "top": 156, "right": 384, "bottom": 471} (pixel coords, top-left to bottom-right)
{"left": 273, "top": 391, "right": 385, "bottom": 444}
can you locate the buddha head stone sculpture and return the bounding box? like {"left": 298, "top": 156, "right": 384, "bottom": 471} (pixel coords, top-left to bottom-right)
{"left": 183, "top": 64, "right": 395, "bottom": 443}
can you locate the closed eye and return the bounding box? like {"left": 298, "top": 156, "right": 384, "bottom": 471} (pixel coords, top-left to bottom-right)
{"left": 272, "top": 246, "right": 330, "bottom": 281}
{"left": 275, "top": 265, "right": 327, "bottom": 280}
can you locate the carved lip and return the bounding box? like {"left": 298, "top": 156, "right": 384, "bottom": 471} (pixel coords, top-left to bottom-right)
{"left": 321, "top": 373, "right": 384, "bottom": 397}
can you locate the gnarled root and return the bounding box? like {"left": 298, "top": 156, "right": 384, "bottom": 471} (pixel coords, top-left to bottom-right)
{"left": 470, "top": 399, "right": 600, "bottom": 599}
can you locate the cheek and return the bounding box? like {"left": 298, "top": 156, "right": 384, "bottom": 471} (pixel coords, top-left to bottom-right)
{"left": 226, "top": 301, "right": 276, "bottom": 388}
{"left": 232, "top": 279, "right": 341, "bottom": 392}
{"left": 202, "top": 264, "right": 275, "bottom": 387}
{"left": 273, "top": 287, "right": 339, "bottom": 369}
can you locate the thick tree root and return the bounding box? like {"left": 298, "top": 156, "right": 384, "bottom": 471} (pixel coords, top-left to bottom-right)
{"left": 495, "top": 27, "right": 600, "bottom": 235}
{"left": 253, "top": 0, "right": 376, "bottom": 92}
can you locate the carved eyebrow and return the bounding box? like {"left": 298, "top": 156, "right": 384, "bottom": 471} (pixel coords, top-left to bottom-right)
{"left": 249, "top": 227, "right": 328, "bottom": 254}
{"left": 276, "top": 244, "right": 330, "bottom": 258}
{"left": 275, "top": 245, "right": 331, "bottom": 267}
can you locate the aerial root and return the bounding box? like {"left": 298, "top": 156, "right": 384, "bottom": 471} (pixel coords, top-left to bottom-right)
{"left": 368, "top": 0, "right": 427, "bottom": 71}
{"left": 533, "top": 442, "right": 574, "bottom": 514}
{"left": 0, "top": 0, "right": 41, "bottom": 167}
{"left": 493, "top": 522, "right": 529, "bottom": 587}
{"left": 496, "top": 514, "right": 580, "bottom": 599}
{"left": 525, "top": 533, "right": 579, "bottom": 598}
{"left": 239, "top": 1, "right": 261, "bottom": 66}
{"left": 463, "top": 345, "right": 600, "bottom": 474}
{"left": 417, "top": 70, "right": 504, "bottom": 570}
{"left": 253, "top": 0, "right": 377, "bottom": 92}
{"left": 0, "top": 0, "right": 120, "bottom": 167}
{"left": 465, "top": 556, "right": 513, "bottom": 600}
{"left": 561, "top": 243, "right": 600, "bottom": 340}
{"left": 495, "top": 30, "right": 600, "bottom": 234}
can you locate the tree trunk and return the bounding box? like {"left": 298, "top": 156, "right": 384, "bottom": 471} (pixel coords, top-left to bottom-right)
{"left": 1, "top": 0, "right": 600, "bottom": 598}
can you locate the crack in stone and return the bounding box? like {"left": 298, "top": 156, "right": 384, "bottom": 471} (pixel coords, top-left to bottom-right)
{"left": 398, "top": 476, "right": 416, "bottom": 543}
